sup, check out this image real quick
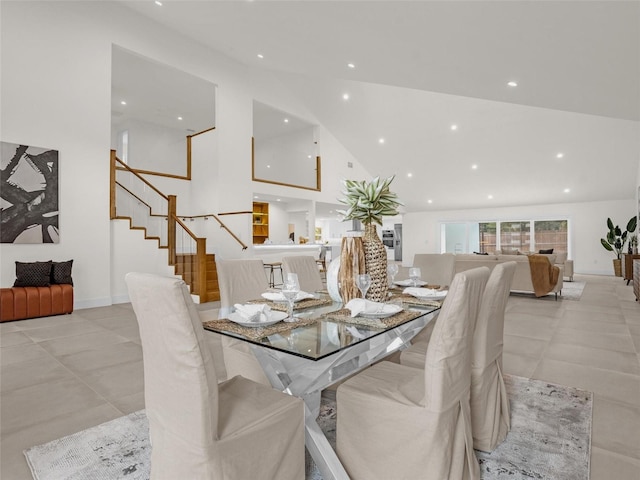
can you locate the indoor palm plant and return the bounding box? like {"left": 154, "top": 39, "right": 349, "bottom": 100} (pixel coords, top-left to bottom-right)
{"left": 337, "top": 175, "right": 403, "bottom": 301}
{"left": 600, "top": 216, "right": 637, "bottom": 276}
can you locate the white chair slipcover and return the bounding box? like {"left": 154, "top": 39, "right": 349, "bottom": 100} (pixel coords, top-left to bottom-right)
{"left": 412, "top": 253, "right": 456, "bottom": 287}
{"left": 281, "top": 255, "right": 324, "bottom": 292}
{"left": 336, "top": 267, "right": 489, "bottom": 480}
{"left": 399, "top": 262, "right": 516, "bottom": 452}
{"left": 216, "top": 259, "right": 271, "bottom": 385}
{"left": 469, "top": 261, "right": 515, "bottom": 452}
{"left": 125, "top": 273, "right": 305, "bottom": 480}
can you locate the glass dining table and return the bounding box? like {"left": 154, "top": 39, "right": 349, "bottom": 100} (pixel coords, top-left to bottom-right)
{"left": 203, "top": 295, "right": 441, "bottom": 480}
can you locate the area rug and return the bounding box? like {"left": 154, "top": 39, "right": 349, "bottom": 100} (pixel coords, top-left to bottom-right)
{"left": 511, "top": 280, "right": 585, "bottom": 302}
{"left": 24, "top": 375, "right": 591, "bottom": 480}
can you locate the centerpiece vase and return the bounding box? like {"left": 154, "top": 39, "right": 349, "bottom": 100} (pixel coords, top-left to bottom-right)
{"left": 362, "top": 224, "right": 389, "bottom": 302}
{"left": 338, "top": 233, "right": 365, "bottom": 304}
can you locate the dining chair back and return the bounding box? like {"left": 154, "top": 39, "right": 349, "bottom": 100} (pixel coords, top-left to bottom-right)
{"left": 337, "top": 267, "right": 489, "bottom": 480}
{"left": 125, "top": 273, "right": 304, "bottom": 480}
{"left": 282, "top": 255, "right": 324, "bottom": 292}
{"left": 412, "top": 253, "right": 456, "bottom": 286}
{"left": 470, "top": 261, "right": 516, "bottom": 452}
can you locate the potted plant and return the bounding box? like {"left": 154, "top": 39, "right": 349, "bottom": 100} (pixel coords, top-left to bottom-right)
{"left": 600, "top": 216, "right": 637, "bottom": 276}
{"left": 337, "top": 175, "right": 403, "bottom": 301}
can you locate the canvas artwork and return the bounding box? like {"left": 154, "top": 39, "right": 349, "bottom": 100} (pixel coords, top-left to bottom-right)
{"left": 1, "top": 142, "right": 59, "bottom": 243}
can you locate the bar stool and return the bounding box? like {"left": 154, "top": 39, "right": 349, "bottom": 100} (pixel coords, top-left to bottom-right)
{"left": 263, "top": 262, "right": 283, "bottom": 288}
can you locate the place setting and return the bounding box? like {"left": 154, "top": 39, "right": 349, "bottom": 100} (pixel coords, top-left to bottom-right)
{"left": 387, "top": 267, "right": 449, "bottom": 307}
{"left": 247, "top": 273, "right": 333, "bottom": 312}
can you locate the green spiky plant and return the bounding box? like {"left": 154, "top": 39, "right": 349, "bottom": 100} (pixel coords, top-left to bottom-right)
{"left": 337, "top": 175, "right": 403, "bottom": 226}
{"left": 600, "top": 216, "right": 637, "bottom": 259}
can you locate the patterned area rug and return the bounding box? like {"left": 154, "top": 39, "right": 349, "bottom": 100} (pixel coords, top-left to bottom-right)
{"left": 24, "top": 376, "right": 591, "bottom": 480}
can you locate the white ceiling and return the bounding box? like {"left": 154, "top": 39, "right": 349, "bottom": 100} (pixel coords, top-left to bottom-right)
{"left": 118, "top": 0, "right": 640, "bottom": 212}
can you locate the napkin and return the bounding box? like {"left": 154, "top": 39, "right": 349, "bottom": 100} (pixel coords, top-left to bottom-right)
{"left": 261, "top": 291, "right": 315, "bottom": 302}
{"left": 403, "top": 287, "right": 446, "bottom": 298}
{"left": 233, "top": 303, "right": 271, "bottom": 322}
{"left": 345, "top": 298, "right": 386, "bottom": 317}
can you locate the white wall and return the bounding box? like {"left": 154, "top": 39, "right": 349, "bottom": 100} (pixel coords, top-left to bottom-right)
{"left": 0, "top": 1, "right": 372, "bottom": 307}
{"left": 403, "top": 199, "right": 635, "bottom": 275}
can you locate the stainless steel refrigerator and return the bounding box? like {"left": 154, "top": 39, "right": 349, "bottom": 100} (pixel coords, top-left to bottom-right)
{"left": 394, "top": 224, "right": 402, "bottom": 261}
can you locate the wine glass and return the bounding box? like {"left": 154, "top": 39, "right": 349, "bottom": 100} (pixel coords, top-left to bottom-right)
{"left": 282, "top": 273, "right": 300, "bottom": 321}
{"left": 355, "top": 273, "right": 371, "bottom": 300}
{"left": 387, "top": 263, "right": 399, "bottom": 287}
{"left": 409, "top": 267, "right": 422, "bottom": 287}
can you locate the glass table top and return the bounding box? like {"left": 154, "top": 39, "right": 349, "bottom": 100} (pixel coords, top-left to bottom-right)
{"left": 203, "top": 295, "right": 441, "bottom": 361}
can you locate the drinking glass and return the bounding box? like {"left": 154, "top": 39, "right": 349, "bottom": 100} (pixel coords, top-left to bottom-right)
{"left": 387, "top": 263, "right": 399, "bottom": 286}
{"left": 409, "top": 267, "right": 422, "bottom": 287}
{"left": 282, "top": 273, "right": 300, "bottom": 321}
{"left": 355, "top": 273, "right": 371, "bottom": 299}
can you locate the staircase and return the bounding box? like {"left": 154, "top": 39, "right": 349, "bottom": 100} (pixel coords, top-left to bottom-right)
{"left": 175, "top": 253, "right": 220, "bottom": 302}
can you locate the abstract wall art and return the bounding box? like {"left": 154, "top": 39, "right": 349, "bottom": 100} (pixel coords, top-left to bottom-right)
{"left": 1, "top": 142, "right": 59, "bottom": 243}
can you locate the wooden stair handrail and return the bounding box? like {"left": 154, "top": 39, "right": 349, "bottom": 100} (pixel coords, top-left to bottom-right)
{"left": 111, "top": 150, "right": 169, "bottom": 205}
{"left": 179, "top": 213, "right": 248, "bottom": 250}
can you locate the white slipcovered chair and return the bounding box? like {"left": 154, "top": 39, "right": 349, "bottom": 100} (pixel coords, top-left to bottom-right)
{"left": 125, "top": 272, "right": 305, "bottom": 480}
{"left": 215, "top": 259, "right": 271, "bottom": 385}
{"left": 469, "top": 261, "right": 515, "bottom": 451}
{"left": 412, "top": 253, "right": 456, "bottom": 286}
{"left": 281, "top": 255, "right": 324, "bottom": 292}
{"left": 336, "top": 267, "right": 489, "bottom": 480}
{"left": 400, "top": 261, "right": 516, "bottom": 452}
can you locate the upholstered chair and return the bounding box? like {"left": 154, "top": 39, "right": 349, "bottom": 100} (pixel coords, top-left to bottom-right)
{"left": 281, "top": 255, "right": 324, "bottom": 292}
{"left": 336, "top": 267, "right": 489, "bottom": 480}
{"left": 125, "top": 273, "right": 305, "bottom": 480}
{"left": 215, "top": 259, "right": 271, "bottom": 385}
{"left": 469, "top": 261, "right": 515, "bottom": 452}
{"left": 412, "top": 253, "right": 457, "bottom": 287}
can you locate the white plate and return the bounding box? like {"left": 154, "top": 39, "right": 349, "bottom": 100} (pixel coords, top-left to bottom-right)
{"left": 394, "top": 279, "right": 427, "bottom": 287}
{"left": 359, "top": 303, "right": 403, "bottom": 318}
{"left": 228, "top": 311, "right": 288, "bottom": 327}
{"left": 413, "top": 290, "right": 448, "bottom": 300}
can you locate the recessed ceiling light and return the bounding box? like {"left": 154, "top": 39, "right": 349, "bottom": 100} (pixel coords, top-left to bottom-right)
{"left": 266, "top": 165, "right": 271, "bottom": 168}
{"left": 254, "top": 195, "right": 259, "bottom": 199}
{"left": 407, "top": 173, "right": 413, "bottom": 178}
{"left": 564, "top": 188, "right": 570, "bottom": 193}
{"left": 307, "top": 155, "right": 312, "bottom": 159}
{"left": 427, "top": 199, "right": 433, "bottom": 204}
{"left": 378, "top": 138, "right": 385, "bottom": 144}
{"left": 154, "top": 0, "right": 162, "bottom": 6}
{"left": 347, "top": 63, "right": 355, "bottom": 69}
{"left": 507, "top": 81, "right": 518, "bottom": 87}
{"left": 450, "top": 124, "right": 458, "bottom": 131}
{"left": 488, "top": 194, "right": 493, "bottom": 199}
{"left": 257, "top": 54, "right": 264, "bottom": 59}
{"left": 556, "top": 153, "right": 564, "bottom": 158}
{"left": 342, "top": 93, "right": 350, "bottom": 100}
{"left": 471, "top": 164, "right": 478, "bottom": 170}
{"left": 120, "top": 100, "right": 127, "bottom": 105}
{"left": 276, "top": 198, "right": 281, "bottom": 202}
{"left": 284, "top": 118, "right": 289, "bottom": 123}
{"left": 177, "top": 116, "right": 183, "bottom": 120}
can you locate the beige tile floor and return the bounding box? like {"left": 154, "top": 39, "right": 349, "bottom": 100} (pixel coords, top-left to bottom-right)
{"left": 1, "top": 274, "right": 639, "bottom": 479}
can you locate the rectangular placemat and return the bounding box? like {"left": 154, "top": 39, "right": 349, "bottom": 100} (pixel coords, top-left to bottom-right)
{"left": 390, "top": 293, "right": 443, "bottom": 308}
{"left": 247, "top": 297, "right": 332, "bottom": 312}
{"left": 321, "top": 308, "right": 424, "bottom": 328}
{"left": 203, "top": 316, "right": 318, "bottom": 340}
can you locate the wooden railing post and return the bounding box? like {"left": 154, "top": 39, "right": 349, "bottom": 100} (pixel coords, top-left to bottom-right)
{"left": 168, "top": 195, "right": 177, "bottom": 265}
{"left": 195, "top": 237, "right": 207, "bottom": 300}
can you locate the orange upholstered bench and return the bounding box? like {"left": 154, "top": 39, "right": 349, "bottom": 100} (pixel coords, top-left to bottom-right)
{"left": 0, "top": 284, "right": 74, "bottom": 322}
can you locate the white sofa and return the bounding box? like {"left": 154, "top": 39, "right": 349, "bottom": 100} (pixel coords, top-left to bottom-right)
{"left": 454, "top": 254, "right": 563, "bottom": 298}
{"left": 495, "top": 250, "right": 573, "bottom": 281}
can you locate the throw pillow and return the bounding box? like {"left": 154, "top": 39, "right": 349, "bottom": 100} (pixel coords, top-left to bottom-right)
{"left": 51, "top": 260, "right": 73, "bottom": 285}
{"left": 14, "top": 261, "right": 52, "bottom": 287}
{"left": 539, "top": 248, "right": 554, "bottom": 254}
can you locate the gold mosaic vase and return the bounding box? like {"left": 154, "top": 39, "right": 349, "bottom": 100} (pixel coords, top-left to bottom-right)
{"left": 362, "top": 224, "right": 389, "bottom": 302}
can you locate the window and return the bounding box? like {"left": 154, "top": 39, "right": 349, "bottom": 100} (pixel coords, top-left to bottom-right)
{"left": 500, "top": 221, "right": 530, "bottom": 253}
{"left": 479, "top": 222, "right": 496, "bottom": 253}
{"left": 534, "top": 220, "right": 568, "bottom": 253}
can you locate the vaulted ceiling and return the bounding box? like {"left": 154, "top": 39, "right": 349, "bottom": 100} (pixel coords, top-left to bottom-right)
{"left": 119, "top": 0, "right": 640, "bottom": 212}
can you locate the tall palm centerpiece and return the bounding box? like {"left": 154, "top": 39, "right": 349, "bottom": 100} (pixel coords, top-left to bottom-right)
{"left": 337, "top": 175, "right": 403, "bottom": 302}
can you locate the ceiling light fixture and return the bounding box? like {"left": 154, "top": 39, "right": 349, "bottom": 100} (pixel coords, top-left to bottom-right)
{"left": 257, "top": 54, "right": 264, "bottom": 59}
{"left": 342, "top": 93, "right": 349, "bottom": 100}
{"left": 276, "top": 199, "right": 281, "bottom": 202}
{"left": 427, "top": 199, "right": 433, "bottom": 204}
{"left": 450, "top": 124, "right": 458, "bottom": 131}
{"left": 347, "top": 63, "right": 355, "bottom": 69}
{"left": 507, "top": 81, "right": 518, "bottom": 87}
{"left": 378, "top": 138, "right": 385, "bottom": 144}
{"left": 154, "top": 0, "right": 162, "bottom": 6}
{"left": 120, "top": 100, "right": 126, "bottom": 105}
{"left": 254, "top": 195, "right": 258, "bottom": 199}
{"left": 471, "top": 164, "right": 478, "bottom": 170}
{"left": 488, "top": 194, "right": 493, "bottom": 199}
{"left": 556, "top": 153, "right": 564, "bottom": 158}
{"left": 284, "top": 118, "right": 289, "bottom": 123}
{"left": 177, "top": 116, "right": 183, "bottom": 120}
{"left": 407, "top": 173, "right": 413, "bottom": 178}
{"left": 564, "top": 188, "right": 570, "bottom": 193}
